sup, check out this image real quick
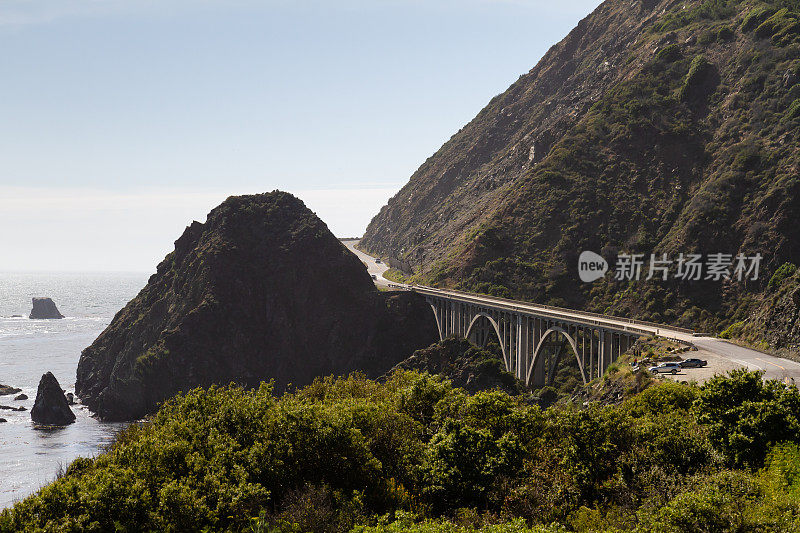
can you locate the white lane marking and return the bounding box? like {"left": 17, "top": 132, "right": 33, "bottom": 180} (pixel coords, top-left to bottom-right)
{"left": 729, "top": 357, "right": 763, "bottom": 370}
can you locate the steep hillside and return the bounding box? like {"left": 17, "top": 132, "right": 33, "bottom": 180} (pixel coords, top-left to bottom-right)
{"left": 76, "top": 192, "right": 438, "bottom": 421}
{"left": 361, "top": 0, "right": 800, "bottom": 336}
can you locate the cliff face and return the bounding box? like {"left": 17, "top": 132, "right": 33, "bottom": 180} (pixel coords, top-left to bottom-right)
{"left": 739, "top": 270, "right": 800, "bottom": 356}
{"left": 361, "top": 0, "right": 800, "bottom": 334}
{"left": 76, "top": 192, "right": 438, "bottom": 421}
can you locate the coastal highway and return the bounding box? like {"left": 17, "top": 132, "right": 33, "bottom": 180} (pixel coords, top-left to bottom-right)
{"left": 343, "top": 239, "right": 391, "bottom": 287}
{"left": 346, "top": 239, "right": 800, "bottom": 384}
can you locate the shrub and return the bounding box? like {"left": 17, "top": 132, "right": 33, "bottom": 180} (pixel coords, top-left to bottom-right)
{"left": 656, "top": 44, "right": 682, "bottom": 63}
{"left": 679, "top": 56, "right": 716, "bottom": 102}
{"left": 717, "top": 25, "right": 735, "bottom": 40}
{"left": 623, "top": 380, "right": 699, "bottom": 417}
{"left": 767, "top": 262, "right": 798, "bottom": 291}
{"left": 787, "top": 99, "right": 800, "bottom": 120}
{"left": 694, "top": 369, "right": 800, "bottom": 467}
{"left": 3, "top": 371, "right": 800, "bottom": 531}
{"left": 742, "top": 6, "right": 777, "bottom": 33}
{"left": 719, "top": 320, "right": 745, "bottom": 339}
{"left": 754, "top": 8, "right": 800, "bottom": 44}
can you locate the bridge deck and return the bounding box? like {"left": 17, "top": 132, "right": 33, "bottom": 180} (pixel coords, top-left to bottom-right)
{"left": 401, "top": 285, "right": 695, "bottom": 341}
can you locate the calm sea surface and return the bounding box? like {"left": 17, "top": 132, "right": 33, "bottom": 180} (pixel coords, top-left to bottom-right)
{"left": 0, "top": 272, "right": 149, "bottom": 509}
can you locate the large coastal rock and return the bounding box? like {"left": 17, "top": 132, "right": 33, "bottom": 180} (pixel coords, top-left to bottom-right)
{"left": 77, "top": 192, "right": 438, "bottom": 421}
{"left": 30, "top": 372, "right": 75, "bottom": 425}
{"left": 29, "top": 298, "right": 64, "bottom": 319}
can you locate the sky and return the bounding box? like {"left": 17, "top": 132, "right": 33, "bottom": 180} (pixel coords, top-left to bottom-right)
{"left": 0, "top": 0, "right": 602, "bottom": 272}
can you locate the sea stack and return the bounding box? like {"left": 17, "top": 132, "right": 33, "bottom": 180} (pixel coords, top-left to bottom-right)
{"left": 31, "top": 372, "right": 76, "bottom": 425}
{"left": 76, "top": 192, "right": 438, "bottom": 421}
{"left": 29, "top": 298, "right": 64, "bottom": 319}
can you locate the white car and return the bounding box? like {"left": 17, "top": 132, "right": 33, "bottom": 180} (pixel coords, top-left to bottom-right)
{"left": 648, "top": 362, "right": 681, "bottom": 375}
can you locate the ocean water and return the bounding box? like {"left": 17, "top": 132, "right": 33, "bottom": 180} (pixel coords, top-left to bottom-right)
{"left": 0, "top": 272, "right": 149, "bottom": 509}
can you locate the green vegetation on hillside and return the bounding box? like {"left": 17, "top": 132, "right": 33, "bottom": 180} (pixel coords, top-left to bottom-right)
{"left": 3, "top": 369, "right": 800, "bottom": 532}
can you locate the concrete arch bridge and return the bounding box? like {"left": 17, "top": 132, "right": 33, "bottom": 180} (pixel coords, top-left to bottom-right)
{"left": 403, "top": 285, "right": 695, "bottom": 387}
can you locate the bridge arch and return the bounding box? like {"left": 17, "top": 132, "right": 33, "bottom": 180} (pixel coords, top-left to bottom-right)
{"left": 528, "top": 326, "right": 587, "bottom": 385}
{"left": 428, "top": 302, "right": 444, "bottom": 341}
{"left": 465, "top": 312, "right": 508, "bottom": 368}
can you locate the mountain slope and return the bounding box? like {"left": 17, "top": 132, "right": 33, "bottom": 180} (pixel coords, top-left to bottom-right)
{"left": 76, "top": 192, "right": 438, "bottom": 421}
{"left": 361, "top": 0, "right": 800, "bottom": 335}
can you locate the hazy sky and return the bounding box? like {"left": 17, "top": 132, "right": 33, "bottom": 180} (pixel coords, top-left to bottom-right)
{"left": 0, "top": 0, "right": 601, "bottom": 272}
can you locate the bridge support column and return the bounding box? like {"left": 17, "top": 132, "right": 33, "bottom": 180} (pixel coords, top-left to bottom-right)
{"left": 516, "top": 315, "right": 527, "bottom": 381}
{"left": 602, "top": 330, "right": 612, "bottom": 376}
{"left": 530, "top": 318, "right": 546, "bottom": 387}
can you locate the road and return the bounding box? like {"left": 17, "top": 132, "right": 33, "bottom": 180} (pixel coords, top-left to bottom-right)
{"left": 342, "top": 239, "right": 391, "bottom": 287}
{"left": 346, "top": 241, "right": 800, "bottom": 383}
{"left": 688, "top": 337, "right": 800, "bottom": 384}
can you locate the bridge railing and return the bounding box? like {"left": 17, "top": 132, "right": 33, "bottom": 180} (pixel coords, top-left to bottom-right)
{"left": 393, "top": 284, "right": 695, "bottom": 336}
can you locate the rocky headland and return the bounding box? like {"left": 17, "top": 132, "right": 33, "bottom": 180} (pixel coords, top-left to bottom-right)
{"left": 76, "top": 192, "right": 438, "bottom": 421}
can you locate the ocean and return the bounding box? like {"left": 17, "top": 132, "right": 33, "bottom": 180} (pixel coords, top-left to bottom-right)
{"left": 0, "top": 272, "right": 149, "bottom": 509}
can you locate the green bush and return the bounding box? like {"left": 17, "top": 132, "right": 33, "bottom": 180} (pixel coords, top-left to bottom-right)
{"left": 717, "top": 25, "right": 735, "bottom": 40}
{"left": 656, "top": 44, "right": 682, "bottom": 63}
{"left": 3, "top": 370, "right": 800, "bottom": 532}
{"left": 679, "top": 56, "right": 716, "bottom": 102}
{"left": 787, "top": 99, "right": 800, "bottom": 120}
{"left": 754, "top": 8, "right": 800, "bottom": 44}
{"left": 719, "top": 320, "right": 745, "bottom": 339}
{"left": 768, "top": 262, "right": 798, "bottom": 291}
{"left": 742, "top": 5, "right": 777, "bottom": 33}
{"left": 694, "top": 369, "right": 800, "bottom": 467}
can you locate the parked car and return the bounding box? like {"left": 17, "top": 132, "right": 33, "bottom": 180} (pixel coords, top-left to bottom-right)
{"left": 648, "top": 362, "right": 682, "bottom": 374}
{"left": 680, "top": 358, "right": 707, "bottom": 368}
{"left": 375, "top": 259, "right": 382, "bottom": 264}
{"left": 371, "top": 274, "right": 377, "bottom": 280}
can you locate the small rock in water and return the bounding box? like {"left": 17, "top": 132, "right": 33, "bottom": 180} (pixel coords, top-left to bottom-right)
{"left": 31, "top": 372, "right": 75, "bottom": 425}
{"left": 0, "top": 418, "right": 6, "bottom": 423}
{"left": 65, "top": 392, "right": 75, "bottom": 405}
{"left": 29, "top": 298, "right": 64, "bottom": 320}
{"left": 14, "top": 393, "right": 28, "bottom": 401}
{"left": 0, "top": 405, "right": 26, "bottom": 412}
{"left": 0, "top": 384, "right": 22, "bottom": 396}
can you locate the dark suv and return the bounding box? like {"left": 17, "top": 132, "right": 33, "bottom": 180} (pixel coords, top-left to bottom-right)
{"left": 680, "top": 358, "right": 707, "bottom": 368}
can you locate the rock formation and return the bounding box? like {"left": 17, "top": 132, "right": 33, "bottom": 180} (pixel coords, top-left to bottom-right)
{"left": 391, "top": 338, "right": 526, "bottom": 396}
{"left": 31, "top": 372, "right": 75, "bottom": 425}
{"left": 77, "top": 192, "right": 438, "bottom": 421}
{"left": 29, "top": 298, "right": 64, "bottom": 319}
{"left": 0, "top": 384, "right": 21, "bottom": 396}
{"left": 14, "top": 393, "right": 27, "bottom": 401}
